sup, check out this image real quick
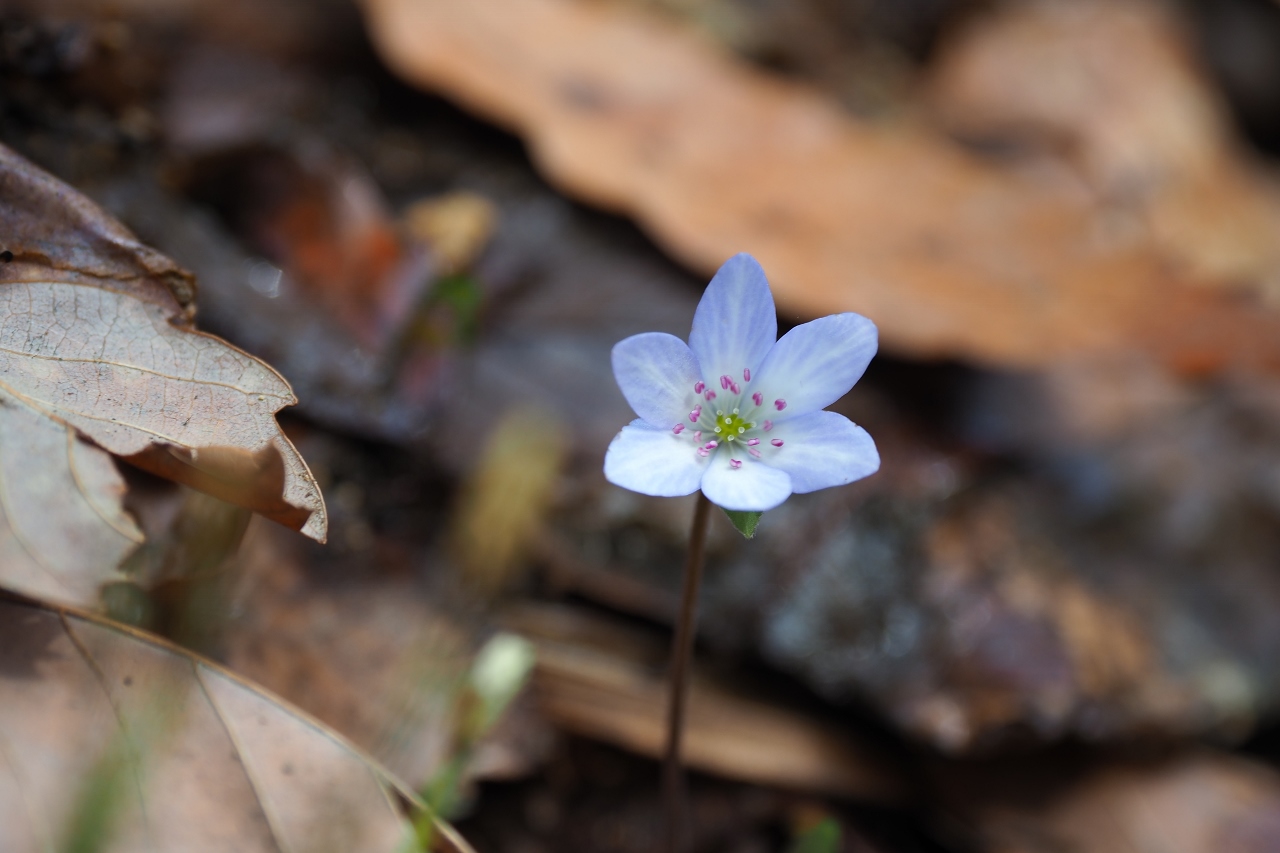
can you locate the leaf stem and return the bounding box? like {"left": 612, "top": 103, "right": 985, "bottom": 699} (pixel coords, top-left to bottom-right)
{"left": 663, "top": 491, "right": 712, "bottom": 853}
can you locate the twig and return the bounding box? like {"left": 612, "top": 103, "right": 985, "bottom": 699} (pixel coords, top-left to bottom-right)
{"left": 662, "top": 492, "right": 712, "bottom": 853}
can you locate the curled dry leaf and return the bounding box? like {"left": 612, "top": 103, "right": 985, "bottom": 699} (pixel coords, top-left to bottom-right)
{"left": 360, "top": 0, "right": 1280, "bottom": 374}
{"left": 0, "top": 596, "right": 474, "bottom": 853}
{"left": 0, "top": 141, "right": 326, "bottom": 612}
{"left": 0, "top": 392, "right": 143, "bottom": 609}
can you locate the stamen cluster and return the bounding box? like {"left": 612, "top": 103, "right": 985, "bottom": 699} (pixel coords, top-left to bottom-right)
{"left": 673, "top": 369, "right": 784, "bottom": 468}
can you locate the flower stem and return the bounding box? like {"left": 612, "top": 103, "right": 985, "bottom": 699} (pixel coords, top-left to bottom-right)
{"left": 663, "top": 492, "right": 712, "bottom": 853}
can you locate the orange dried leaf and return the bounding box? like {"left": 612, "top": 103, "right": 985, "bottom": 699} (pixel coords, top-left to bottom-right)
{"left": 928, "top": 0, "right": 1280, "bottom": 295}
{"left": 360, "top": 0, "right": 1280, "bottom": 374}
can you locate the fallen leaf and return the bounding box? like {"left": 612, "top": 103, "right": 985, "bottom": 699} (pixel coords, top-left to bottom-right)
{"left": 506, "top": 602, "right": 907, "bottom": 803}
{"left": 101, "top": 176, "right": 443, "bottom": 444}
{"left": 928, "top": 0, "right": 1280, "bottom": 296}
{"left": 0, "top": 141, "right": 326, "bottom": 598}
{"left": 360, "top": 0, "right": 1280, "bottom": 375}
{"left": 966, "top": 752, "right": 1280, "bottom": 853}
{"left": 225, "top": 520, "right": 472, "bottom": 790}
{"left": 0, "top": 595, "right": 475, "bottom": 853}
{"left": 0, "top": 391, "right": 142, "bottom": 608}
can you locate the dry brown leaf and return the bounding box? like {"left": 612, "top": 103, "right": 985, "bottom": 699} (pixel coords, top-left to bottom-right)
{"left": 360, "top": 0, "right": 1280, "bottom": 374}
{"left": 0, "top": 142, "right": 326, "bottom": 599}
{"left": 973, "top": 752, "right": 1280, "bottom": 853}
{"left": 225, "top": 520, "right": 478, "bottom": 791}
{"left": 0, "top": 596, "right": 475, "bottom": 853}
{"left": 0, "top": 391, "right": 143, "bottom": 608}
{"left": 928, "top": 0, "right": 1280, "bottom": 296}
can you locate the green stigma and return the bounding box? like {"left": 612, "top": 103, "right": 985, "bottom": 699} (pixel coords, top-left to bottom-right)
{"left": 714, "top": 411, "right": 754, "bottom": 441}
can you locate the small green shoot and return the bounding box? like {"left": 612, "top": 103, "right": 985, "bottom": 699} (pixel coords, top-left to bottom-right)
{"left": 414, "top": 633, "right": 536, "bottom": 850}
{"left": 788, "top": 817, "right": 841, "bottom": 853}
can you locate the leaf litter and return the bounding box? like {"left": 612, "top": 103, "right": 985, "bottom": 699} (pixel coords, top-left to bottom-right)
{"left": 0, "top": 595, "right": 475, "bottom": 853}
{"left": 9, "top": 1, "right": 1280, "bottom": 851}
{"left": 360, "top": 0, "right": 1280, "bottom": 375}
{"left": 0, "top": 392, "right": 142, "bottom": 610}
{"left": 0, "top": 142, "right": 326, "bottom": 609}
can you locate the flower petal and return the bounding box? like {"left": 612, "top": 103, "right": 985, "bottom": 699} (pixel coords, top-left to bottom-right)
{"left": 748, "top": 313, "right": 877, "bottom": 419}
{"left": 764, "top": 411, "right": 879, "bottom": 493}
{"left": 688, "top": 254, "right": 777, "bottom": 387}
{"left": 700, "top": 453, "right": 793, "bottom": 511}
{"left": 612, "top": 333, "right": 703, "bottom": 428}
{"left": 605, "top": 420, "right": 709, "bottom": 497}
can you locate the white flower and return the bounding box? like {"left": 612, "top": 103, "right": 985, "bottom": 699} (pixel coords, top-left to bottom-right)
{"left": 604, "top": 253, "right": 879, "bottom": 511}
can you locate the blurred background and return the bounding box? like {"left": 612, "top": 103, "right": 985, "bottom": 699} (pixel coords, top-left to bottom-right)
{"left": 4, "top": 0, "right": 1280, "bottom": 849}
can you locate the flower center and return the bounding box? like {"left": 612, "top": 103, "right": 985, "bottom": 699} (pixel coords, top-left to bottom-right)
{"left": 712, "top": 410, "right": 753, "bottom": 442}
{"left": 671, "top": 373, "right": 787, "bottom": 465}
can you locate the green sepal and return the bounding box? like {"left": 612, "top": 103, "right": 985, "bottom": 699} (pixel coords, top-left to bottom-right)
{"left": 721, "top": 508, "right": 763, "bottom": 539}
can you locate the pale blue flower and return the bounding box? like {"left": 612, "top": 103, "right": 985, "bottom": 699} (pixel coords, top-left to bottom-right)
{"left": 605, "top": 253, "right": 879, "bottom": 511}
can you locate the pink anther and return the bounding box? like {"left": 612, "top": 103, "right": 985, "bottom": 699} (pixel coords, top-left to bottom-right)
{"left": 720, "top": 375, "right": 732, "bottom": 390}
{"left": 771, "top": 439, "right": 784, "bottom": 447}
{"left": 693, "top": 381, "right": 705, "bottom": 394}
{"left": 729, "top": 381, "right": 741, "bottom": 394}
{"left": 673, "top": 424, "right": 685, "bottom": 435}
{"left": 697, "top": 447, "right": 710, "bottom": 457}
{"left": 705, "top": 390, "right": 716, "bottom": 401}
{"left": 774, "top": 399, "right": 787, "bottom": 411}
{"left": 694, "top": 431, "right": 702, "bottom": 441}
{"left": 748, "top": 448, "right": 761, "bottom": 458}
{"left": 752, "top": 392, "right": 763, "bottom": 406}
{"left": 746, "top": 438, "right": 760, "bottom": 446}
{"left": 689, "top": 406, "right": 702, "bottom": 422}
{"left": 762, "top": 420, "right": 773, "bottom": 431}
{"left": 743, "top": 368, "right": 751, "bottom": 381}
{"left": 729, "top": 459, "right": 742, "bottom": 469}
{"left": 706, "top": 440, "right": 718, "bottom": 449}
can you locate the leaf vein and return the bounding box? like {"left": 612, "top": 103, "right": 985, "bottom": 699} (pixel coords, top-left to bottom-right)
{"left": 0, "top": 405, "right": 75, "bottom": 595}
{"left": 60, "top": 614, "right": 158, "bottom": 853}
{"left": 0, "top": 343, "right": 291, "bottom": 399}
{"left": 194, "top": 664, "right": 294, "bottom": 853}
{"left": 62, "top": 424, "right": 144, "bottom": 545}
